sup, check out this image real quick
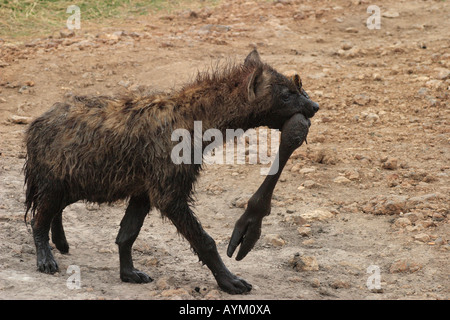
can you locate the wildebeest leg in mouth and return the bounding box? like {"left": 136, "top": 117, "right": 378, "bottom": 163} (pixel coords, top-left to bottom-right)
{"left": 227, "top": 113, "right": 310, "bottom": 260}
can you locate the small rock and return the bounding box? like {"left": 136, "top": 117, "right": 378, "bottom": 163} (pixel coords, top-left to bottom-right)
{"left": 345, "top": 27, "right": 358, "bottom": 33}
{"left": 373, "top": 73, "right": 382, "bottom": 81}
{"left": 409, "top": 193, "right": 441, "bottom": 205}
{"left": 264, "top": 234, "right": 286, "bottom": 247}
{"left": 389, "top": 259, "right": 422, "bottom": 273}
{"left": 302, "top": 209, "right": 334, "bottom": 221}
{"left": 341, "top": 42, "right": 353, "bottom": 50}
{"left": 8, "top": 115, "right": 32, "bottom": 124}
{"left": 302, "top": 180, "right": 317, "bottom": 188}
{"left": 118, "top": 80, "right": 131, "bottom": 88}
{"left": 290, "top": 163, "right": 302, "bottom": 172}
{"left": 414, "top": 233, "right": 430, "bottom": 243}
{"left": 157, "top": 276, "right": 176, "bottom": 290}
{"left": 386, "top": 173, "right": 400, "bottom": 187}
{"left": 204, "top": 289, "right": 221, "bottom": 300}
{"left": 426, "top": 79, "right": 443, "bottom": 89}
{"left": 382, "top": 158, "right": 398, "bottom": 170}
{"left": 297, "top": 226, "right": 312, "bottom": 237}
{"left": 404, "top": 211, "right": 422, "bottom": 223}
{"left": 160, "top": 288, "right": 191, "bottom": 299}
{"left": 432, "top": 212, "right": 445, "bottom": 221}
{"left": 435, "top": 68, "right": 450, "bottom": 80}
{"left": 333, "top": 176, "right": 351, "bottom": 184}
{"left": 353, "top": 93, "right": 370, "bottom": 106}
{"left": 290, "top": 253, "right": 319, "bottom": 271}
{"left": 285, "top": 215, "right": 307, "bottom": 226}
{"left": 382, "top": 10, "right": 399, "bottom": 18}
{"left": 310, "top": 278, "right": 320, "bottom": 288}
{"left": 59, "top": 29, "right": 75, "bottom": 38}
{"left": 198, "top": 24, "right": 231, "bottom": 34}
{"left": 299, "top": 167, "right": 316, "bottom": 174}
{"left": 231, "top": 196, "right": 249, "bottom": 208}
{"left": 363, "top": 195, "right": 409, "bottom": 215}
{"left": 309, "top": 148, "right": 338, "bottom": 165}
{"left": 330, "top": 280, "right": 351, "bottom": 289}
{"left": 363, "top": 112, "right": 380, "bottom": 123}
{"left": 394, "top": 217, "right": 412, "bottom": 228}
{"left": 417, "top": 87, "right": 428, "bottom": 96}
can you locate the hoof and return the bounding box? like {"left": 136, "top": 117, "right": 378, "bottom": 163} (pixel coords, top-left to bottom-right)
{"left": 37, "top": 256, "right": 59, "bottom": 274}
{"left": 120, "top": 268, "right": 153, "bottom": 283}
{"left": 217, "top": 273, "right": 252, "bottom": 294}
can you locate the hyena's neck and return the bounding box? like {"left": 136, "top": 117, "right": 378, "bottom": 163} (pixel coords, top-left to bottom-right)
{"left": 174, "top": 67, "right": 264, "bottom": 133}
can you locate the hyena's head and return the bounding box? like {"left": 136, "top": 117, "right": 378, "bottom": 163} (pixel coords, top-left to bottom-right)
{"left": 243, "top": 49, "right": 319, "bottom": 129}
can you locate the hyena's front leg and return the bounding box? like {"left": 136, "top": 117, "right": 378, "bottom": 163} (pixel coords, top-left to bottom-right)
{"left": 116, "top": 194, "right": 152, "bottom": 283}
{"left": 163, "top": 201, "right": 252, "bottom": 294}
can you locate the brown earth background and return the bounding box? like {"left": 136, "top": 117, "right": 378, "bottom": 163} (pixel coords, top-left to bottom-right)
{"left": 0, "top": 0, "right": 449, "bottom": 300}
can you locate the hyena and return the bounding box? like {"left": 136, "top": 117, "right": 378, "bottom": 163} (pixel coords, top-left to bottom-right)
{"left": 24, "top": 49, "right": 319, "bottom": 294}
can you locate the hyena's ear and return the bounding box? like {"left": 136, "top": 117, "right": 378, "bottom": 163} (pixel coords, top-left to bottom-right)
{"left": 247, "top": 66, "right": 269, "bottom": 102}
{"left": 244, "top": 49, "right": 262, "bottom": 66}
{"left": 293, "top": 74, "right": 302, "bottom": 91}
{"left": 284, "top": 70, "right": 303, "bottom": 91}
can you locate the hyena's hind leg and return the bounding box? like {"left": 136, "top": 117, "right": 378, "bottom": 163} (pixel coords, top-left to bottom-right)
{"left": 31, "top": 195, "right": 67, "bottom": 274}
{"left": 51, "top": 210, "right": 69, "bottom": 254}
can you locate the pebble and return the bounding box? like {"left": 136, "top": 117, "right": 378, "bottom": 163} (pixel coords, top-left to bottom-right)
{"left": 284, "top": 214, "right": 307, "bottom": 226}
{"left": 330, "top": 280, "right": 351, "bottom": 289}
{"left": 290, "top": 163, "right": 302, "bottom": 172}
{"left": 160, "top": 288, "right": 192, "bottom": 299}
{"left": 264, "top": 234, "right": 286, "bottom": 247}
{"left": 297, "top": 226, "right": 312, "bottom": 237}
{"left": 381, "top": 158, "right": 398, "bottom": 170}
{"left": 333, "top": 176, "right": 351, "bottom": 184}
{"left": 341, "top": 42, "right": 353, "bottom": 51}
{"left": 362, "top": 195, "right": 409, "bottom": 215}
{"left": 372, "top": 73, "right": 382, "bottom": 81}
{"left": 204, "top": 289, "right": 221, "bottom": 300}
{"left": 301, "top": 180, "right": 317, "bottom": 188}
{"left": 404, "top": 211, "right": 423, "bottom": 223}
{"left": 8, "top": 115, "right": 32, "bottom": 124}
{"left": 345, "top": 169, "right": 360, "bottom": 181}
{"left": 289, "top": 253, "right": 319, "bottom": 272}
{"left": 382, "top": 10, "right": 400, "bottom": 18}
{"left": 299, "top": 167, "right": 316, "bottom": 174}
{"left": 231, "top": 196, "right": 249, "bottom": 208}
{"left": 435, "top": 67, "right": 450, "bottom": 80}
{"left": 389, "top": 259, "right": 422, "bottom": 273}
{"left": 301, "top": 209, "right": 334, "bottom": 221}
{"left": 59, "top": 30, "right": 75, "bottom": 38}
{"left": 414, "top": 233, "right": 430, "bottom": 243}
{"left": 345, "top": 27, "right": 358, "bottom": 33}
{"left": 353, "top": 93, "right": 370, "bottom": 106}
{"left": 425, "top": 79, "right": 443, "bottom": 89}
{"left": 394, "top": 217, "right": 412, "bottom": 228}
{"left": 310, "top": 278, "right": 320, "bottom": 288}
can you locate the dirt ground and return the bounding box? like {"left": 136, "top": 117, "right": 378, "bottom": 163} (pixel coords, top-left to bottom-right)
{"left": 0, "top": 0, "right": 449, "bottom": 300}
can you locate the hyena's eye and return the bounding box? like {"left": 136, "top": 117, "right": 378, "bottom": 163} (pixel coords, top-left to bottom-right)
{"left": 281, "top": 92, "right": 291, "bottom": 103}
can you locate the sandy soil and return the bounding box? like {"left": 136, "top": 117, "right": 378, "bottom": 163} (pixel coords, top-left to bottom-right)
{"left": 0, "top": 0, "right": 449, "bottom": 300}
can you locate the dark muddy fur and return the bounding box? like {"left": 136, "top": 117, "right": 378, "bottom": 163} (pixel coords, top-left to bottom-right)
{"left": 23, "top": 49, "right": 318, "bottom": 294}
